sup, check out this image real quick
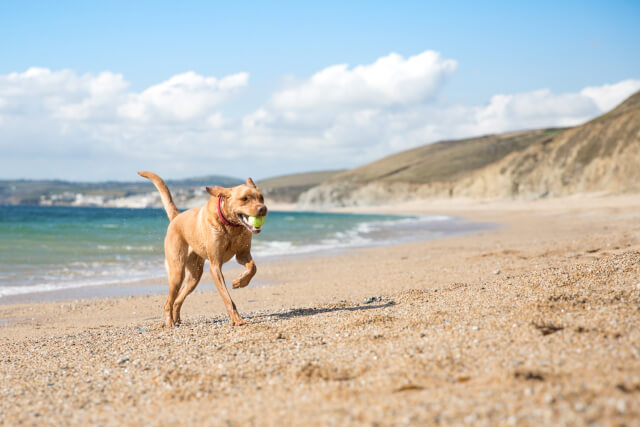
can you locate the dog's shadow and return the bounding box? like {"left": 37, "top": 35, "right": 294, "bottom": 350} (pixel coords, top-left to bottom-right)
{"left": 175, "top": 301, "right": 396, "bottom": 328}
{"left": 246, "top": 301, "right": 396, "bottom": 322}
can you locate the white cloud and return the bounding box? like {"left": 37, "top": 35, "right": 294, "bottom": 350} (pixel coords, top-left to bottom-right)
{"left": 0, "top": 67, "right": 248, "bottom": 125}
{"left": 468, "top": 89, "right": 601, "bottom": 135}
{"left": 0, "top": 67, "right": 247, "bottom": 157}
{"left": 55, "top": 72, "right": 130, "bottom": 121}
{"left": 463, "top": 80, "right": 640, "bottom": 137}
{"left": 581, "top": 79, "right": 640, "bottom": 112}
{"left": 118, "top": 71, "right": 248, "bottom": 122}
{"left": 0, "top": 57, "right": 638, "bottom": 181}
{"left": 272, "top": 51, "right": 457, "bottom": 111}
{"left": 241, "top": 50, "right": 459, "bottom": 158}
{"left": 0, "top": 68, "right": 129, "bottom": 122}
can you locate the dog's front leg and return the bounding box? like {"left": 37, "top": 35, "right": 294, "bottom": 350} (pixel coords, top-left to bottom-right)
{"left": 232, "top": 251, "right": 256, "bottom": 289}
{"left": 210, "top": 263, "right": 246, "bottom": 326}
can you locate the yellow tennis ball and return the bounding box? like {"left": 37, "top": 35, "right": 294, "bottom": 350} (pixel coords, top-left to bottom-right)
{"left": 248, "top": 216, "right": 265, "bottom": 228}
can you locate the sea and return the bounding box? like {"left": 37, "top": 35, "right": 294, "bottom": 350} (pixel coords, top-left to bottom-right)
{"left": 0, "top": 205, "right": 491, "bottom": 302}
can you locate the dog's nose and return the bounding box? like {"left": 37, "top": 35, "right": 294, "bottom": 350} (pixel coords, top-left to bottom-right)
{"left": 257, "top": 205, "right": 267, "bottom": 216}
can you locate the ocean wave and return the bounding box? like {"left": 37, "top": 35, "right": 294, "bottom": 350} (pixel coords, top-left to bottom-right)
{"left": 253, "top": 239, "right": 370, "bottom": 257}
{"left": 0, "top": 274, "right": 158, "bottom": 298}
{"left": 251, "top": 214, "right": 456, "bottom": 258}
{"left": 0, "top": 259, "right": 164, "bottom": 299}
{"left": 0, "top": 278, "right": 123, "bottom": 298}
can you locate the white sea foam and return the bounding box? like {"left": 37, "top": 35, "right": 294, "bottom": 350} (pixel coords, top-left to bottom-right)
{"left": 252, "top": 216, "right": 404, "bottom": 257}
{"left": 0, "top": 258, "right": 164, "bottom": 299}
{"left": 251, "top": 214, "right": 460, "bottom": 258}
{"left": 0, "top": 279, "right": 116, "bottom": 298}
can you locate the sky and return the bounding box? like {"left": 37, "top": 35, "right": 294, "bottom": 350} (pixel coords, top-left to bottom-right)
{"left": 0, "top": 0, "right": 639, "bottom": 181}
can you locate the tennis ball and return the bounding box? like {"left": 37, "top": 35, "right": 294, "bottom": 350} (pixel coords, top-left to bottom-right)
{"left": 248, "top": 216, "right": 265, "bottom": 228}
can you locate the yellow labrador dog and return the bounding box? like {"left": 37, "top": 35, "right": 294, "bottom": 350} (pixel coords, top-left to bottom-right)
{"left": 138, "top": 171, "right": 267, "bottom": 327}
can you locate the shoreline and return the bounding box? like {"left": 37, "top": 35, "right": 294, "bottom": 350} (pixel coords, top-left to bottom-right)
{"left": 0, "top": 209, "right": 493, "bottom": 306}
{"left": 1, "top": 193, "right": 640, "bottom": 425}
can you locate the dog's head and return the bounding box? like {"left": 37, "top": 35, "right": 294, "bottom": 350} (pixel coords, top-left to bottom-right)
{"left": 206, "top": 178, "right": 268, "bottom": 234}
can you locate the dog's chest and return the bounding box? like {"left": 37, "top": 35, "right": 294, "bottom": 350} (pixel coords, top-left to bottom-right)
{"left": 230, "top": 233, "right": 252, "bottom": 253}
{"left": 209, "top": 226, "right": 252, "bottom": 260}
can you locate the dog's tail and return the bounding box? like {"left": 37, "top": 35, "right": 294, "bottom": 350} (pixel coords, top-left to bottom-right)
{"left": 137, "top": 171, "right": 180, "bottom": 221}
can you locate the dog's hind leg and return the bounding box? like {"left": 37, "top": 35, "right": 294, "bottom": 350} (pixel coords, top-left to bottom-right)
{"left": 163, "top": 237, "right": 188, "bottom": 327}
{"left": 164, "top": 269, "right": 184, "bottom": 327}
{"left": 172, "top": 252, "right": 204, "bottom": 325}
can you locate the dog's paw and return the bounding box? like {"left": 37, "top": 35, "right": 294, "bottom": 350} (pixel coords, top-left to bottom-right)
{"left": 172, "top": 312, "right": 182, "bottom": 325}
{"left": 163, "top": 316, "right": 176, "bottom": 328}
{"left": 232, "top": 277, "right": 250, "bottom": 289}
{"left": 230, "top": 317, "right": 247, "bottom": 326}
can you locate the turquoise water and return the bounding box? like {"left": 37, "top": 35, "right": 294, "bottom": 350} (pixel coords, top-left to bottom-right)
{"left": 0, "top": 205, "right": 486, "bottom": 299}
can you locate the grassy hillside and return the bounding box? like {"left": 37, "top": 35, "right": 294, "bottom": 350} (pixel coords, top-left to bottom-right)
{"left": 257, "top": 170, "right": 344, "bottom": 203}
{"left": 329, "top": 128, "right": 565, "bottom": 185}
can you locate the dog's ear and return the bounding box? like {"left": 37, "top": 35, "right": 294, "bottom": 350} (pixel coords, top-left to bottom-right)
{"left": 206, "top": 186, "right": 230, "bottom": 198}
{"left": 246, "top": 177, "right": 257, "bottom": 188}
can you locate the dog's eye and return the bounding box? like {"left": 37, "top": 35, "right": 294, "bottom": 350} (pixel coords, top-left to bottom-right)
{"left": 241, "top": 197, "right": 248, "bottom": 201}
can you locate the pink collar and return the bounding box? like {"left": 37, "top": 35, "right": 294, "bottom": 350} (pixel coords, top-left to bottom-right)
{"left": 217, "top": 195, "right": 240, "bottom": 227}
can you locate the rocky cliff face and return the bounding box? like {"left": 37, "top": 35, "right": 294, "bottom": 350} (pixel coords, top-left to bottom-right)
{"left": 458, "top": 92, "right": 640, "bottom": 198}
{"left": 299, "top": 91, "right": 640, "bottom": 208}
{"left": 297, "top": 180, "right": 456, "bottom": 209}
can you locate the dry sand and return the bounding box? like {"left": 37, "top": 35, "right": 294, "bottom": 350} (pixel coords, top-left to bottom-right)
{"left": 1, "top": 194, "right": 640, "bottom": 426}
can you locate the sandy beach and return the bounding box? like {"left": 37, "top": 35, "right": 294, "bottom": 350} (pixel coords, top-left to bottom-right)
{"left": 1, "top": 195, "right": 640, "bottom": 425}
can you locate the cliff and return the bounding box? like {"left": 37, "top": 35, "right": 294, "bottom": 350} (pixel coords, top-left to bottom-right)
{"left": 299, "top": 91, "right": 640, "bottom": 208}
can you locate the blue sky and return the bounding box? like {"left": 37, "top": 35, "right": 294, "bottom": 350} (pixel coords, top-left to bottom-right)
{"left": 0, "top": 1, "right": 639, "bottom": 181}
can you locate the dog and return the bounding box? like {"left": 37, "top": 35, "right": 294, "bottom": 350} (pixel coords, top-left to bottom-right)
{"left": 138, "top": 171, "right": 267, "bottom": 327}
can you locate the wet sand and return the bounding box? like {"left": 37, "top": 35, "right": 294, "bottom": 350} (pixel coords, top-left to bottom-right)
{"left": 1, "top": 194, "right": 639, "bottom": 425}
